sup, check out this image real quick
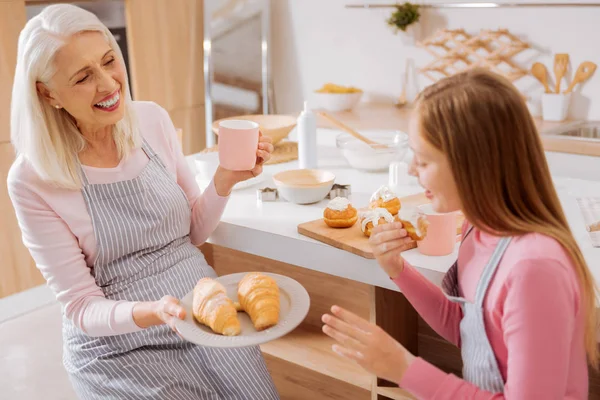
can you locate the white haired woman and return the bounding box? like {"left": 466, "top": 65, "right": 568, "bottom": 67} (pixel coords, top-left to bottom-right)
{"left": 7, "top": 4, "right": 279, "bottom": 399}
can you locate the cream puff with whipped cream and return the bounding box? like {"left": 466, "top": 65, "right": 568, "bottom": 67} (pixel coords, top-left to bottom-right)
{"left": 359, "top": 207, "right": 395, "bottom": 237}
{"left": 323, "top": 197, "right": 358, "bottom": 228}
{"left": 398, "top": 208, "right": 428, "bottom": 241}
{"left": 369, "top": 185, "right": 401, "bottom": 216}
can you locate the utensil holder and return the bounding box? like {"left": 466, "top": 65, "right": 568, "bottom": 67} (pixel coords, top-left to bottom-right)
{"left": 541, "top": 93, "right": 571, "bottom": 121}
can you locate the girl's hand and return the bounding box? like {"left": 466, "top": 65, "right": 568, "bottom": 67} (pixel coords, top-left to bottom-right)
{"left": 368, "top": 221, "right": 412, "bottom": 279}
{"left": 322, "top": 305, "right": 415, "bottom": 385}
{"left": 214, "top": 132, "right": 274, "bottom": 196}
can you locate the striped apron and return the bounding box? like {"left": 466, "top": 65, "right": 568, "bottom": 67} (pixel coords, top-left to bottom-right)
{"left": 441, "top": 226, "right": 512, "bottom": 393}
{"left": 62, "top": 140, "right": 280, "bottom": 399}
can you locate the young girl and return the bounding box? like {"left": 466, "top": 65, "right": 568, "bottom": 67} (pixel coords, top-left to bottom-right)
{"left": 322, "top": 69, "right": 597, "bottom": 399}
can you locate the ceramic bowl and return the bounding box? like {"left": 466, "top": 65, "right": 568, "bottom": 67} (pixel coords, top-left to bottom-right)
{"left": 272, "top": 169, "right": 335, "bottom": 204}
{"left": 212, "top": 114, "right": 297, "bottom": 145}
{"left": 312, "top": 92, "right": 363, "bottom": 112}
{"left": 336, "top": 130, "right": 409, "bottom": 172}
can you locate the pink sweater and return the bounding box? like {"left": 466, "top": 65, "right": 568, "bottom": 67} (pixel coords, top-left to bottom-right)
{"left": 7, "top": 101, "right": 229, "bottom": 337}
{"left": 395, "top": 223, "right": 588, "bottom": 399}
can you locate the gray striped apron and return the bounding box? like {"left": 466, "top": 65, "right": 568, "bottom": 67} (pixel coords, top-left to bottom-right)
{"left": 62, "top": 139, "right": 279, "bottom": 399}
{"left": 441, "top": 226, "right": 512, "bottom": 393}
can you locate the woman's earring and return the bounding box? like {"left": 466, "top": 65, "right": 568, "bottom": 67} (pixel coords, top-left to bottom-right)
{"left": 54, "top": 105, "right": 61, "bottom": 109}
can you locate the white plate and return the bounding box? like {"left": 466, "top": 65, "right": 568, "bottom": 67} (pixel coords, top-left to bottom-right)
{"left": 174, "top": 272, "right": 310, "bottom": 348}
{"left": 195, "top": 173, "right": 267, "bottom": 191}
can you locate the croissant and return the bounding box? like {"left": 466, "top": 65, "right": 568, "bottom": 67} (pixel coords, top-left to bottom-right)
{"left": 192, "top": 277, "right": 241, "bottom": 336}
{"left": 237, "top": 273, "right": 280, "bottom": 331}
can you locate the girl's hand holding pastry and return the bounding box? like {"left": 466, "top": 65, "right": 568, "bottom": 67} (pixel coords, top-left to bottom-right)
{"left": 369, "top": 222, "right": 411, "bottom": 279}
{"left": 322, "top": 305, "right": 415, "bottom": 385}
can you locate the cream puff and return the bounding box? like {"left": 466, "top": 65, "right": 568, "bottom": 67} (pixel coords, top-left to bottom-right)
{"left": 323, "top": 197, "right": 358, "bottom": 228}
{"left": 369, "top": 185, "right": 401, "bottom": 216}
{"left": 398, "top": 208, "right": 428, "bottom": 241}
{"left": 359, "top": 207, "right": 395, "bottom": 237}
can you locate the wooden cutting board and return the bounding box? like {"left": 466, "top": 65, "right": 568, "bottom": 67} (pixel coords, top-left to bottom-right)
{"left": 297, "top": 192, "right": 463, "bottom": 259}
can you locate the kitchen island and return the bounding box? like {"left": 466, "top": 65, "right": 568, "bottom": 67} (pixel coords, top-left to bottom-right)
{"left": 189, "top": 126, "right": 600, "bottom": 400}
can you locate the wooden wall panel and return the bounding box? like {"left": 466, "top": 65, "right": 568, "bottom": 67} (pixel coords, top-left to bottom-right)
{"left": 0, "top": 1, "right": 26, "bottom": 143}
{"left": 0, "top": 143, "right": 44, "bottom": 298}
{"left": 125, "top": 0, "right": 206, "bottom": 154}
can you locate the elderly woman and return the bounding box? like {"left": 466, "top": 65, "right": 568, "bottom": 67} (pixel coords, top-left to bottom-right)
{"left": 8, "top": 4, "right": 279, "bottom": 399}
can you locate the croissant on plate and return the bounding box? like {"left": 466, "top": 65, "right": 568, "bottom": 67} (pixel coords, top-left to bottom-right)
{"left": 237, "top": 273, "right": 280, "bottom": 331}
{"left": 192, "top": 277, "right": 241, "bottom": 336}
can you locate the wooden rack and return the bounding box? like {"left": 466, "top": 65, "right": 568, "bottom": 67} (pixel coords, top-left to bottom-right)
{"left": 346, "top": 2, "right": 600, "bottom": 8}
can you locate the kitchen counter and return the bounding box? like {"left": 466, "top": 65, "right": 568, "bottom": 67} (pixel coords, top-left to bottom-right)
{"left": 317, "top": 103, "right": 600, "bottom": 157}
{"left": 188, "top": 127, "right": 600, "bottom": 292}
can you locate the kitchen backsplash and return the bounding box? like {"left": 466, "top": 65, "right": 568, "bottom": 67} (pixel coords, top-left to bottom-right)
{"left": 271, "top": 0, "right": 600, "bottom": 121}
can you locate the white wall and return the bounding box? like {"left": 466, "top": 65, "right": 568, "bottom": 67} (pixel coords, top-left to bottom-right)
{"left": 271, "top": 0, "right": 600, "bottom": 121}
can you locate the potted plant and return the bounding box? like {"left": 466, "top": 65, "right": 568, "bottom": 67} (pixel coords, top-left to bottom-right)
{"left": 386, "top": 2, "right": 421, "bottom": 44}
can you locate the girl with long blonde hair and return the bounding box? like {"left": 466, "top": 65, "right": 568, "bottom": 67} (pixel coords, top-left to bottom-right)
{"left": 322, "top": 69, "right": 597, "bottom": 399}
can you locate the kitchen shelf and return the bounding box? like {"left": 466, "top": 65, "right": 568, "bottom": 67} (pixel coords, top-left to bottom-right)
{"left": 260, "top": 323, "right": 373, "bottom": 390}
{"left": 346, "top": 2, "right": 600, "bottom": 8}
{"left": 377, "top": 386, "right": 417, "bottom": 400}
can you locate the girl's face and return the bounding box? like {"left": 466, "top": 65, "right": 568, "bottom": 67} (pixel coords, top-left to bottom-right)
{"left": 407, "top": 112, "right": 462, "bottom": 214}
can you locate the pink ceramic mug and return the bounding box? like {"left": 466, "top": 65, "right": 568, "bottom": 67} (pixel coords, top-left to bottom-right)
{"left": 416, "top": 204, "right": 458, "bottom": 256}
{"left": 218, "top": 120, "right": 259, "bottom": 171}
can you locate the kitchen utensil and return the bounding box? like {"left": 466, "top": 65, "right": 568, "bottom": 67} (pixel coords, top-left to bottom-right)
{"left": 541, "top": 93, "right": 571, "bottom": 121}
{"left": 564, "top": 61, "right": 597, "bottom": 94}
{"left": 272, "top": 169, "right": 335, "bottom": 204}
{"left": 553, "top": 53, "right": 569, "bottom": 93}
{"left": 531, "top": 62, "right": 552, "bottom": 93}
{"left": 297, "top": 192, "right": 463, "bottom": 259}
{"left": 415, "top": 204, "right": 459, "bottom": 256}
{"left": 174, "top": 272, "right": 310, "bottom": 348}
{"left": 336, "top": 130, "right": 409, "bottom": 172}
{"left": 318, "top": 111, "right": 387, "bottom": 149}
{"left": 217, "top": 119, "right": 259, "bottom": 171}
{"left": 212, "top": 114, "right": 297, "bottom": 145}
{"left": 396, "top": 59, "right": 409, "bottom": 107}
{"left": 576, "top": 197, "right": 600, "bottom": 247}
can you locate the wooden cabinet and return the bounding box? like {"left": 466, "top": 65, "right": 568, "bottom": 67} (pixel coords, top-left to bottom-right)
{"left": 0, "top": 143, "right": 44, "bottom": 298}
{"left": 0, "top": 1, "right": 40, "bottom": 298}
{"left": 125, "top": 0, "right": 206, "bottom": 155}
{"left": 0, "top": 1, "right": 26, "bottom": 143}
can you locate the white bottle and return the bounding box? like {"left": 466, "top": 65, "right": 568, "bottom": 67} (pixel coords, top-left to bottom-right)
{"left": 297, "top": 101, "right": 317, "bottom": 169}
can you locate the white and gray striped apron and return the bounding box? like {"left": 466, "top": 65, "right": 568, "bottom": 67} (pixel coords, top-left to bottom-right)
{"left": 62, "top": 139, "right": 279, "bottom": 399}
{"left": 441, "top": 226, "right": 512, "bottom": 393}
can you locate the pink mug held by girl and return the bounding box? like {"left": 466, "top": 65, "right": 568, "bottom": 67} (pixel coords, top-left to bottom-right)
{"left": 416, "top": 204, "right": 458, "bottom": 256}
{"left": 218, "top": 120, "right": 259, "bottom": 171}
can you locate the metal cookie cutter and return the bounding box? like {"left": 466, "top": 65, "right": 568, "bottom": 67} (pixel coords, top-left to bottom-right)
{"left": 257, "top": 187, "right": 278, "bottom": 202}
{"left": 328, "top": 183, "right": 351, "bottom": 199}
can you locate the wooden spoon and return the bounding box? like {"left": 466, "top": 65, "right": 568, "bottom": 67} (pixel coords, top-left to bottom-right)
{"left": 553, "top": 53, "right": 569, "bottom": 93}
{"left": 317, "top": 111, "right": 387, "bottom": 149}
{"left": 531, "top": 62, "right": 551, "bottom": 93}
{"left": 564, "top": 61, "right": 597, "bottom": 94}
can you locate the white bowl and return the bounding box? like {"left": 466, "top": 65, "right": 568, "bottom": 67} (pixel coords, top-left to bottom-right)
{"left": 272, "top": 169, "right": 335, "bottom": 204}
{"left": 312, "top": 92, "right": 363, "bottom": 112}
{"left": 336, "top": 130, "right": 409, "bottom": 172}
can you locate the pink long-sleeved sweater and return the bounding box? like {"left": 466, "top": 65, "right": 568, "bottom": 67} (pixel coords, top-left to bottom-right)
{"left": 7, "top": 101, "right": 228, "bottom": 337}
{"left": 395, "top": 223, "right": 588, "bottom": 399}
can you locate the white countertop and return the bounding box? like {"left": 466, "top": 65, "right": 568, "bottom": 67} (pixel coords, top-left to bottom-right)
{"left": 187, "top": 128, "right": 600, "bottom": 292}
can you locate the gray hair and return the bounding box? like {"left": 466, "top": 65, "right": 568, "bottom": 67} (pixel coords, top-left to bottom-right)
{"left": 11, "top": 3, "right": 140, "bottom": 189}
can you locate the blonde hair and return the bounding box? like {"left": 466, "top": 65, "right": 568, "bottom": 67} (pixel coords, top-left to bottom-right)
{"left": 10, "top": 3, "right": 140, "bottom": 189}
{"left": 416, "top": 68, "right": 599, "bottom": 368}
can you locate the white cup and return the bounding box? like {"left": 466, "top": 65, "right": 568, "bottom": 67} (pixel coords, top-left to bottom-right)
{"left": 389, "top": 161, "right": 410, "bottom": 187}
{"left": 541, "top": 93, "right": 571, "bottom": 121}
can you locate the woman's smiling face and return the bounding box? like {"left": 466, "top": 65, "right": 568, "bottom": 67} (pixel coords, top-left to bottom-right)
{"left": 37, "top": 31, "right": 126, "bottom": 131}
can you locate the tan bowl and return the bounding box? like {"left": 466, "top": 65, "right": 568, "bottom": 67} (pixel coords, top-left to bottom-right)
{"left": 212, "top": 114, "right": 297, "bottom": 145}
{"left": 272, "top": 169, "right": 335, "bottom": 204}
